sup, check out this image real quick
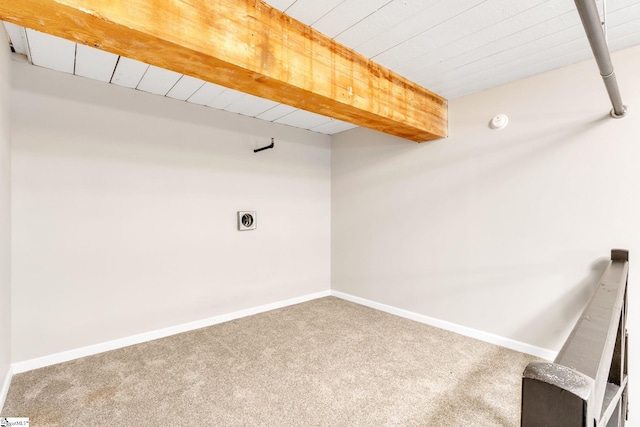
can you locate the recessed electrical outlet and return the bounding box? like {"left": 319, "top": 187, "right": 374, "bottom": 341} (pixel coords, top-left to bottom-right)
{"left": 238, "top": 211, "right": 256, "bottom": 231}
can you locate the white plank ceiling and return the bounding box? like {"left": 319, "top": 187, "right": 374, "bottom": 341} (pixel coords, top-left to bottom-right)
{"left": 3, "top": 0, "right": 640, "bottom": 136}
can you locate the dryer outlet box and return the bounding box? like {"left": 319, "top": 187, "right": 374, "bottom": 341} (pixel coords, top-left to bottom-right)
{"left": 238, "top": 211, "right": 257, "bottom": 231}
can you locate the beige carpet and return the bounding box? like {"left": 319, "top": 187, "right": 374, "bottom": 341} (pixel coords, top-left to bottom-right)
{"left": 2, "top": 297, "right": 538, "bottom": 426}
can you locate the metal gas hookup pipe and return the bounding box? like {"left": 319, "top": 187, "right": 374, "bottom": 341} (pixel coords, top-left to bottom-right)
{"left": 574, "top": 0, "right": 629, "bottom": 118}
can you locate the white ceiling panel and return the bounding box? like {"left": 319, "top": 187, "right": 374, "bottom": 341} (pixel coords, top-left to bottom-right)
{"left": 205, "top": 88, "right": 246, "bottom": 109}
{"left": 255, "top": 104, "right": 299, "bottom": 122}
{"left": 373, "top": 0, "right": 551, "bottom": 71}
{"left": 431, "top": 12, "right": 640, "bottom": 98}
{"left": 111, "top": 57, "right": 149, "bottom": 89}
{"left": 334, "top": 0, "right": 440, "bottom": 50}
{"left": 186, "top": 82, "right": 228, "bottom": 106}
{"left": 284, "top": 0, "right": 345, "bottom": 25}
{"left": 426, "top": 24, "right": 587, "bottom": 93}
{"left": 266, "top": 0, "right": 296, "bottom": 13}
{"left": 606, "top": 0, "right": 640, "bottom": 28}
{"left": 436, "top": 37, "right": 591, "bottom": 99}
{"left": 599, "top": 4, "right": 640, "bottom": 55}
{"left": 136, "top": 65, "right": 182, "bottom": 95}
{"left": 608, "top": 15, "right": 640, "bottom": 48}
{"left": 4, "top": 0, "right": 640, "bottom": 136}
{"left": 313, "top": 0, "right": 392, "bottom": 39}
{"left": 4, "top": 22, "right": 29, "bottom": 57}
{"left": 74, "top": 44, "right": 118, "bottom": 82}
{"left": 223, "top": 94, "right": 281, "bottom": 117}
{"left": 359, "top": 0, "right": 482, "bottom": 59}
{"left": 409, "top": 11, "right": 582, "bottom": 87}
{"left": 311, "top": 119, "right": 358, "bottom": 135}
{"left": 26, "top": 28, "right": 75, "bottom": 73}
{"left": 275, "top": 109, "right": 333, "bottom": 129}
{"left": 166, "top": 75, "right": 205, "bottom": 101}
{"left": 402, "top": 1, "right": 575, "bottom": 81}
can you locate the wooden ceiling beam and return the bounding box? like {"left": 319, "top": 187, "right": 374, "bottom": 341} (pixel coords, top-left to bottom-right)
{"left": 0, "top": 0, "right": 448, "bottom": 142}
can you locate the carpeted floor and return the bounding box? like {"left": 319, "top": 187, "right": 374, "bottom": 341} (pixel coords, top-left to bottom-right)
{"left": 2, "top": 297, "right": 538, "bottom": 426}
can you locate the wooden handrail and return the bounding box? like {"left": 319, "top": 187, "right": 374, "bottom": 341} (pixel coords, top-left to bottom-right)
{"left": 521, "top": 249, "right": 629, "bottom": 427}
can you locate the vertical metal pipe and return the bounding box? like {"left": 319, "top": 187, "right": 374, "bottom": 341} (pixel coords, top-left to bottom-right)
{"left": 574, "top": 0, "right": 629, "bottom": 118}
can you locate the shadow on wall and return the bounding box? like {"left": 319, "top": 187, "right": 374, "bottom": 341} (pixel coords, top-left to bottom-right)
{"left": 335, "top": 112, "right": 612, "bottom": 198}
{"left": 10, "top": 60, "right": 296, "bottom": 141}
{"left": 11, "top": 61, "right": 330, "bottom": 173}
{"left": 513, "top": 256, "right": 610, "bottom": 353}
{"left": 11, "top": 77, "right": 331, "bottom": 183}
{"left": 352, "top": 254, "right": 612, "bottom": 352}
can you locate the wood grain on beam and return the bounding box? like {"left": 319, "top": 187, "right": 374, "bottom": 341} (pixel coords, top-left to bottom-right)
{"left": 0, "top": 0, "right": 448, "bottom": 142}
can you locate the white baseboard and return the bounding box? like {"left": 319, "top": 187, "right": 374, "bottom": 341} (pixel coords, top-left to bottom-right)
{"left": 331, "top": 290, "right": 558, "bottom": 361}
{"left": 0, "top": 364, "right": 13, "bottom": 413}
{"left": 11, "top": 289, "right": 556, "bottom": 375}
{"left": 12, "top": 290, "right": 331, "bottom": 374}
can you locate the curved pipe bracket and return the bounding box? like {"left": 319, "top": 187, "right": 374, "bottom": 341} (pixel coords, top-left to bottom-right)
{"left": 254, "top": 138, "right": 275, "bottom": 153}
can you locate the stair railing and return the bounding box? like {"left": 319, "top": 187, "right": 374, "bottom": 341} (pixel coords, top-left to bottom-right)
{"left": 521, "top": 249, "right": 629, "bottom": 427}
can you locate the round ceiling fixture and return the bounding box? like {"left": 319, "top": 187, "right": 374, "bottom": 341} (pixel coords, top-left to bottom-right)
{"left": 489, "top": 114, "right": 509, "bottom": 130}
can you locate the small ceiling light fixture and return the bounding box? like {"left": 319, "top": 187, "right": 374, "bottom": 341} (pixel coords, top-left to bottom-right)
{"left": 489, "top": 114, "right": 509, "bottom": 130}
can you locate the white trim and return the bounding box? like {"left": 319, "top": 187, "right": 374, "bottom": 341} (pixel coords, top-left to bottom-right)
{"left": 10, "top": 289, "right": 557, "bottom": 375}
{"left": 331, "top": 290, "right": 558, "bottom": 361}
{"left": 0, "top": 364, "right": 13, "bottom": 413}
{"left": 12, "top": 290, "right": 331, "bottom": 374}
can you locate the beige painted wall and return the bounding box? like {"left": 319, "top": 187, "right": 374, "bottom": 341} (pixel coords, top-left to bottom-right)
{"left": 0, "top": 34, "right": 12, "bottom": 392}
{"left": 334, "top": 45, "right": 639, "bottom": 423}
{"left": 10, "top": 61, "right": 331, "bottom": 362}
{"left": 333, "top": 45, "right": 639, "bottom": 353}
{"left": 6, "top": 36, "right": 639, "bottom": 420}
